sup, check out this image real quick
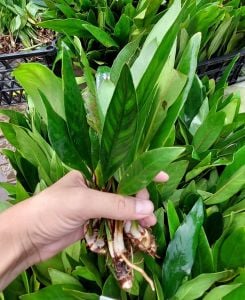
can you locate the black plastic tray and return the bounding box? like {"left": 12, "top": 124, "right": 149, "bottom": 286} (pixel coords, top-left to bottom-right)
{"left": 197, "top": 49, "right": 245, "bottom": 85}
{"left": 0, "top": 43, "right": 56, "bottom": 106}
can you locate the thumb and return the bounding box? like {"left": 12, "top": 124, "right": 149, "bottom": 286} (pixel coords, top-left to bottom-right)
{"left": 78, "top": 188, "right": 154, "bottom": 221}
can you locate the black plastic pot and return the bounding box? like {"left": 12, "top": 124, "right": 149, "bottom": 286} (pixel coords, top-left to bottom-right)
{"left": 197, "top": 49, "right": 245, "bottom": 85}
{"left": 0, "top": 43, "right": 57, "bottom": 106}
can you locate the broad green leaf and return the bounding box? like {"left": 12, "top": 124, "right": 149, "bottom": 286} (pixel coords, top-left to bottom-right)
{"left": 143, "top": 285, "right": 157, "bottom": 300}
{"left": 63, "top": 289, "right": 99, "bottom": 300}
{"left": 114, "top": 14, "right": 131, "bottom": 44}
{"left": 118, "top": 147, "right": 185, "bottom": 195}
{"left": 0, "top": 109, "right": 28, "bottom": 128}
{"left": 166, "top": 200, "right": 180, "bottom": 240}
{"left": 151, "top": 33, "right": 201, "bottom": 148}
{"left": 162, "top": 199, "right": 204, "bottom": 298}
{"left": 102, "top": 275, "right": 121, "bottom": 298}
{"left": 13, "top": 64, "right": 63, "bottom": 124}
{"left": 82, "top": 24, "right": 119, "bottom": 48}
{"left": 100, "top": 64, "right": 137, "bottom": 182}
{"left": 153, "top": 208, "right": 166, "bottom": 254}
{"left": 40, "top": 92, "right": 91, "bottom": 180}
{"left": 182, "top": 74, "right": 205, "bottom": 127}
{"left": 39, "top": 19, "right": 90, "bottom": 37}
{"left": 223, "top": 284, "right": 245, "bottom": 300}
{"left": 193, "top": 111, "right": 226, "bottom": 153}
{"left": 223, "top": 199, "right": 245, "bottom": 217}
{"left": 131, "top": 0, "right": 181, "bottom": 86}
{"left": 0, "top": 122, "right": 52, "bottom": 185}
{"left": 205, "top": 165, "right": 245, "bottom": 204}
{"left": 62, "top": 50, "right": 91, "bottom": 168}
{"left": 159, "top": 160, "right": 189, "bottom": 200}
{"left": 174, "top": 270, "right": 233, "bottom": 300}
{"left": 72, "top": 266, "right": 96, "bottom": 282}
{"left": 220, "top": 227, "right": 245, "bottom": 269}
{"left": 48, "top": 269, "right": 83, "bottom": 288}
{"left": 20, "top": 285, "right": 84, "bottom": 300}
{"left": 141, "top": 68, "right": 187, "bottom": 151}
{"left": 218, "top": 145, "right": 245, "bottom": 188}
{"left": 80, "top": 255, "right": 102, "bottom": 289}
{"left": 192, "top": 227, "right": 214, "bottom": 276}
{"left": 203, "top": 284, "right": 242, "bottom": 300}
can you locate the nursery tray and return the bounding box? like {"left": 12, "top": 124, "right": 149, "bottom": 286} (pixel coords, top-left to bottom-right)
{"left": 197, "top": 48, "right": 245, "bottom": 85}
{"left": 0, "top": 43, "right": 57, "bottom": 106}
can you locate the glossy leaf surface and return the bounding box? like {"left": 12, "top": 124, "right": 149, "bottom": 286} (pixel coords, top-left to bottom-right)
{"left": 162, "top": 199, "right": 204, "bottom": 298}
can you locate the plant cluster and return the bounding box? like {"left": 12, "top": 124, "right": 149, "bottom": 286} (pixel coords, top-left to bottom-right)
{"left": 0, "top": 0, "right": 52, "bottom": 52}
{"left": 39, "top": 0, "right": 245, "bottom": 67}
{"left": 0, "top": 0, "right": 244, "bottom": 299}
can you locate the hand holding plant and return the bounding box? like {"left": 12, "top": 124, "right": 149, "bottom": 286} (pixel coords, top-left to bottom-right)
{"left": 0, "top": 170, "right": 168, "bottom": 291}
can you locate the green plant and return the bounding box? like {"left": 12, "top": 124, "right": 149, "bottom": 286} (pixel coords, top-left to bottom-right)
{"left": 0, "top": 0, "right": 245, "bottom": 298}
{"left": 38, "top": 0, "right": 167, "bottom": 67}
{"left": 177, "top": 0, "right": 245, "bottom": 61}
{"left": 0, "top": 0, "right": 50, "bottom": 49}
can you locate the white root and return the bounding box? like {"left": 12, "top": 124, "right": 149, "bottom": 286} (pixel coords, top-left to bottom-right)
{"left": 120, "top": 253, "right": 155, "bottom": 291}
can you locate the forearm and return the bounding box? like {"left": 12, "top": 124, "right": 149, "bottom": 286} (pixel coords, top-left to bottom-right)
{"left": 0, "top": 202, "right": 37, "bottom": 291}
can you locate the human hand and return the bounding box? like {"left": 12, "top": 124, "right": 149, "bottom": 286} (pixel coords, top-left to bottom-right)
{"left": 0, "top": 170, "right": 168, "bottom": 290}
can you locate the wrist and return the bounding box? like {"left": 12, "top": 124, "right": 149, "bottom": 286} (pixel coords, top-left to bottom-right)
{"left": 0, "top": 201, "right": 38, "bottom": 290}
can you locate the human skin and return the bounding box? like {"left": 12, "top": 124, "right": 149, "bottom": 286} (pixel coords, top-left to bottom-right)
{"left": 0, "top": 170, "right": 168, "bottom": 290}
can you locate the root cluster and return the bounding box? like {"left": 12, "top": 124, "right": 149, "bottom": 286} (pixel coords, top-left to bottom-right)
{"left": 84, "top": 219, "right": 156, "bottom": 291}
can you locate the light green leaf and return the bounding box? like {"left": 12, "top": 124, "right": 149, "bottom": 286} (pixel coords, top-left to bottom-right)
{"left": 13, "top": 64, "right": 63, "bottom": 124}
{"left": 174, "top": 270, "right": 234, "bottom": 300}
{"left": 118, "top": 147, "right": 185, "bottom": 195}
{"left": 48, "top": 269, "right": 83, "bottom": 288}
{"left": 203, "top": 284, "right": 242, "bottom": 300}
{"left": 205, "top": 166, "right": 245, "bottom": 204}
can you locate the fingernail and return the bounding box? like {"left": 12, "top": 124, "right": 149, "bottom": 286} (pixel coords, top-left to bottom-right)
{"left": 136, "top": 199, "right": 154, "bottom": 215}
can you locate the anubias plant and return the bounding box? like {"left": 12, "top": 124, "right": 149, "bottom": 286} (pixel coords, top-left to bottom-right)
{"left": 0, "top": 0, "right": 245, "bottom": 299}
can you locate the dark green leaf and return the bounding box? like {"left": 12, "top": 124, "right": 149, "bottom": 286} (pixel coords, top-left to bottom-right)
{"left": 0, "top": 109, "right": 28, "bottom": 128}
{"left": 80, "top": 255, "right": 102, "bottom": 289}
{"left": 220, "top": 227, "right": 245, "bottom": 269}
{"left": 162, "top": 199, "right": 204, "bottom": 298}
{"left": 62, "top": 49, "right": 91, "bottom": 168}
{"left": 159, "top": 160, "right": 189, "bottom": 200}
{"left": 40, "top": 92, "right": 91, "bottom": 180}
{"left": 192, "top": 227, "right": 214, "bottom": 277}
{"left": 102, "top": 275, "right": 121, "bottom": 298}
{"left": 223, "top": 284, "right": 245, "bottom": 300}
{"left": 100, "top": 64, "right": 137, "bottom": 182}
{"left": 39, "top": 19, "right": 90, "bottom": 37}
{"left": 118, "top": 147, "right": 185, "bottom": 195}
{"left": 19, "top": 285, "right": 84, "bottom": 300}
{"left": 153, "top": 208, "right": 166, "bottom": 254}
{"left": 63, "top": 289, "right": 99, "bottom": 300}
{"left": 166, "top": 200, "right": 180, "bottom": 239}
{"left": 82, "top": 24, "right": 118, "bottom": 48}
